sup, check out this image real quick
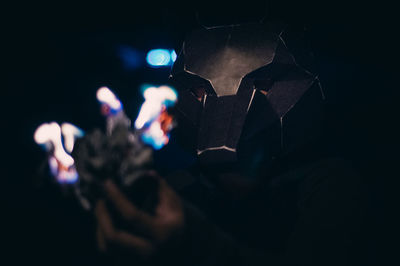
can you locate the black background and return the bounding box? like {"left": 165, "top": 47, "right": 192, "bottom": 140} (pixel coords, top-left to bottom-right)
{"left": 3, "top": 0, "right": 398, "bottom": 265}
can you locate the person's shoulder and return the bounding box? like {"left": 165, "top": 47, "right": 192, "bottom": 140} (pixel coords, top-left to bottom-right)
{"left": 299, "top": 157, "right": 366, "bottom": 193}
{"left": 306, "top": 157, "right": 359, "bottom": 177}
{"left": 269, "top": 156, "right": 362, "bottom": 188}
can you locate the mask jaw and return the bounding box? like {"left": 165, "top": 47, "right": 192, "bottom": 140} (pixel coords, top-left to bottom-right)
{"left": 197, "top": 146, "right": 237, "bottom": 165}
{"left": 195, "top": 78, "right": 256, "bottom": 166}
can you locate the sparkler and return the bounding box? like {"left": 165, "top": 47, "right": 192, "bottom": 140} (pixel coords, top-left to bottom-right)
{"left": 96, "top": 86, "right": 123, "bottom": 113}
{"left": 135, "top": 85, "right": 177, "bottom": 149}
{"left": 34, "top": 84, "right": 177, "bottom": 209}
{"left": 61, "top": 123, "right": 84, "bottom": 153}
{"left": 95, "top": 85, "right": 177, "bottom": 150}
{"left": 34, "top": 122, "right": 79, "bottom": 183}
{"left": 96, "top": 86, "right": 131, "bottom": 136}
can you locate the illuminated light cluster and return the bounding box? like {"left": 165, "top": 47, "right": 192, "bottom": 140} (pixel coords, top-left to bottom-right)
{"left": 48, "top": 157, "right": 78, "bottom": 184}
{"left": 96, "top": 86, "right": 123, "bottom": 114}
{"left": 34, "top": 122, "right": 82, "bottom": 184}
{"left": 146, "top": 49, "right": 177, "bottom": 67}
{"left": 135, "top": 85, "right": 178, "bottom": 149}
{"left": 134, "top": 85, "right": 177, "bottom": 129}
{"left": 34, "top": 122, "right": 74, "bottom": 167}
{"left": 61, "top": 123, "right": 84, "bottom": 153}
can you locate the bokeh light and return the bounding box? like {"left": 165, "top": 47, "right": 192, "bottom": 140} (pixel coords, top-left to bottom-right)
{"left": 146, "top": 49, "right": 176, "bottom": 67}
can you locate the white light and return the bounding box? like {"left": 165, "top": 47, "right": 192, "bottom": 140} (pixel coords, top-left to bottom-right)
{"left": 61, "top": 123, "right": 84, "bottom": 153}
{"left": 145, "top": 121, "right": 168, "bottom": 148}
{"left": 143, "top": 85, "right": 177, "bottom": 103}
{"left": 34, "top": 122, "right": 75, "bottom": 167}
{"left": 134, "top": 87, "right": 162, "bottom": 129}
{"left": 134, "top": 86, "right": 177, "bottom": 130}
{"left": 48, "top": 156, "right": 78, "bottom": 183}
{"left": 34, "top": 122, "right": 60, "bottom": 145}
{"left": 96, "top": 86, "right": 122, "bottom": 111}
{"left": 134, "top": 85, "right": 177, "bottom": 149}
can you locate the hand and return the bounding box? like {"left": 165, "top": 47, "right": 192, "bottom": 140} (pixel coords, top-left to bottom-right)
{"left": 94, "top": 176, "right": 185, "bottom": 262}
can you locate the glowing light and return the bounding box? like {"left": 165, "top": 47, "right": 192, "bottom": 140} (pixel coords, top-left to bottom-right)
{"left": 34, "top": 122, "right": 60, "bottom": 146}
{"left": 139, "top": 83, "right": 154, "bottom": 95}
{"left": 48, "top": 157, "right": 78, "bottom": 184}
{"left": 143, "top": 85, "right": 177, "bottom": 104}
{"left": 141, "top": 121, "right": 168, "bottom": 150}
{"left": 34, "top": 122, "right": 74, "bottom": 167}
{"left": 135, "top": 86, "right": 177, "bottom": 129}
{"left": 146, "top": 49, "right": 172, "bottom": 67}
{"left": 48, "top": 156, "right": 59, "bottom": 177}
{"left": 61, "top": 123, "right": 84, "bottom": 153}
{"left": 96, "top": 86, "right": 122, "bottom": 113}
{"left": 170, "top": 50, "right": 177, "bottom": 62}
{"left": 117, "top": 45, "right": 142, "bottom": 70}
{"left": 34, "top": 122, "right": 78, "bottom": 183}
{"left": 134, "top": 85, "right": 177, "bottom": 149}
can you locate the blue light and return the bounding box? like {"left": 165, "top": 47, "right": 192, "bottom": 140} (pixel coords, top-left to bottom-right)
{"left": 170, "top": 50, "right": 177, "bottom": 62}
{"left": 117, "top": 45, "right": 142, "bottom": 70}
{"left": 146, "top": 49, "right": 171, "bottom": 67}
{"left": 141, "top": 132, "right": 166, "bottom": 150}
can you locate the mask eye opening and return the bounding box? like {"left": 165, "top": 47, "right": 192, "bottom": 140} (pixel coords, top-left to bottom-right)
{"left": 189, "top": 87, "right": 206, "bottom": 102}
{"left": 188, "top": 80, "right": 216, "bottom": 102}
{"left": 254, "top": 78, "right": 274, "bottom": 95}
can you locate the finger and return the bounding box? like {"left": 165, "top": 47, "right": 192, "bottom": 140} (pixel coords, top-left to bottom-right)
{"left": 102, "top": 181, "right": 155, "bottom": 231}
{"left": 158, "top": 178, "right": 182, "bottom": 209}
{"left": 155, "top": 179, "right": 184, "bottom": 226}
{"left": 96, "top": 224, "right": 107, "bottom": 252}
{"left": 95, "top": 200, "right": 116, "bottom": 240}
{"left": 108, "top": 230, "right": 155, "bottom": 258}
{"left": 95, "top": 200, "right": 154, "bottom": 256}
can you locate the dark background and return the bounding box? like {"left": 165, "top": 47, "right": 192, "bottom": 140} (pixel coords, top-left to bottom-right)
{"left": 3, "top": 0, "right": 398, "bottom": 265}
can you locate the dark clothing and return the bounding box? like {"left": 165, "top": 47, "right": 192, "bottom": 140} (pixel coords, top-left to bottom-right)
{"left": 166, "top": 158, "right": 369, "bottom": 266}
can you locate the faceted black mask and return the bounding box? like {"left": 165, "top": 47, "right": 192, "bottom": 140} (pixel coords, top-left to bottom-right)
{"left": 170, "top": 23, "right": 325, "bottom": 169}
